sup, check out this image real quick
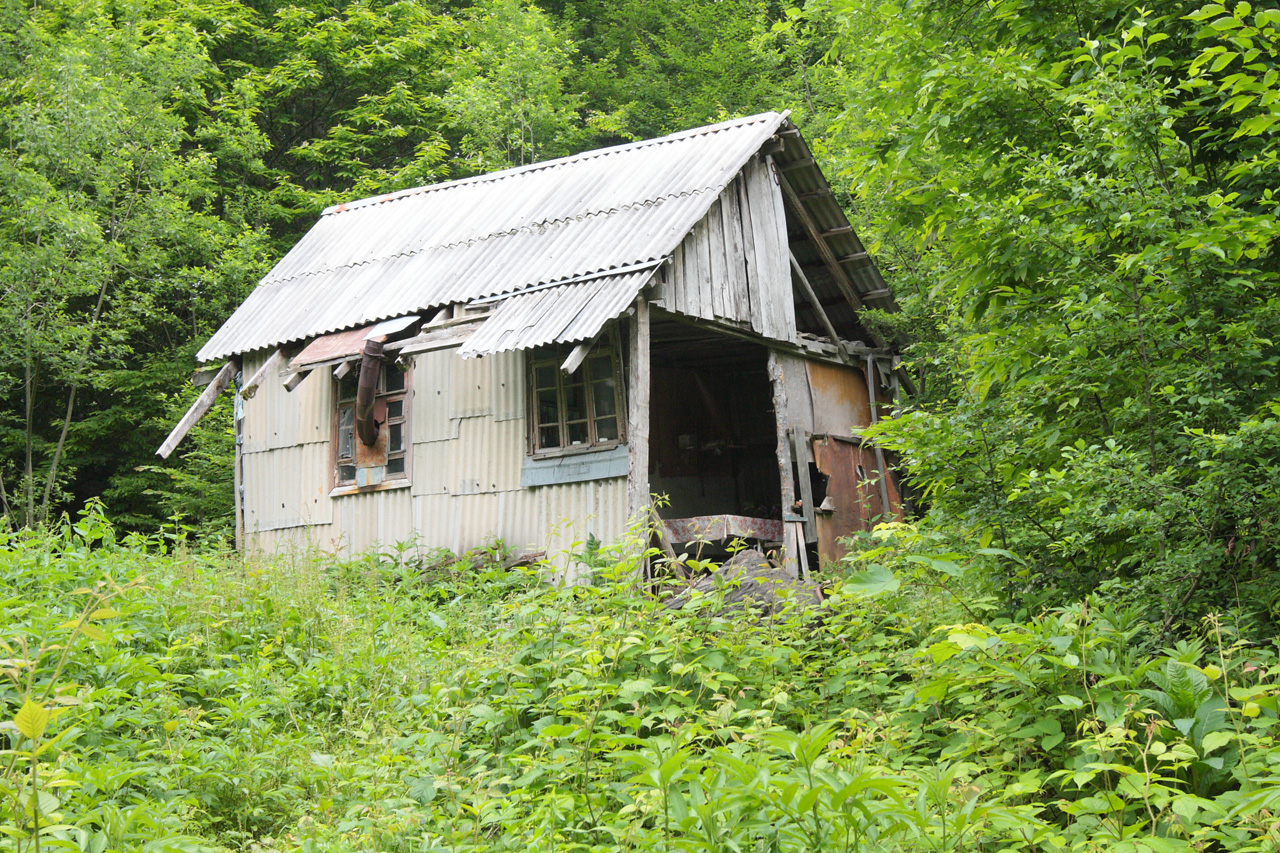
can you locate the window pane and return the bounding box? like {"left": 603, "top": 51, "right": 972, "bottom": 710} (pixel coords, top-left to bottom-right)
{"left": 386, "top": 400, "right": 403, "bottom": 420}
{"left": 564, "top": 375, "right": 586, "bottom": 422}
{"left": 534, "top": 364, "right": 556, "bottom": 390}
{"left": 389, "top": 422, "right": 402, "bottom": 452}
{"left": 539, "top": 425, "right": 560, "bottom": 449}
{"left": 567, "top": 421, "right": 589, "bottom": 445}
{"left": 588, "top": 356, "right": 613, "bottom": 381}
{"left": 338, "top": 464, "right": 356, "bottom": 483}
{"left": 338, "top": 407, "right": 354, "bottom": 459}
{"left": 592, "top": 379, "right": 617, "bottom": 417}
{"left": 595, "top": 417, "right": 618, "bottom": 441}
{"left": 537, "top": 388, "right": 559, "bottom": 424}
{"left": 385, "top": 367, "right": 405, "bottom": 393}
{"left": 387, "top": 456, "right": 405, "bottom": 476}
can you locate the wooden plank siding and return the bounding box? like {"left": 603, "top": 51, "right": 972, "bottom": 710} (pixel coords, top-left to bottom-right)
{"left": 655, "top": 157, "right": 797, "bottom": 344}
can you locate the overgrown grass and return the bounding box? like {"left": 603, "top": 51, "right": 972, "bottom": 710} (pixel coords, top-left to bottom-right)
{"left": 4, "top": 507, "right": 1280, "bottom": 851}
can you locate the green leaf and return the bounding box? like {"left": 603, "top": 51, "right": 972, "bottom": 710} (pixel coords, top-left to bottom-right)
{"left": 1201, "top": 730, "right": 1233, "bottom": 755}
{"left": 844, "top": 564, "right": 900, "bottom": 596}
{"left": 14, "top": 701, "right": 49, "bottom": 741}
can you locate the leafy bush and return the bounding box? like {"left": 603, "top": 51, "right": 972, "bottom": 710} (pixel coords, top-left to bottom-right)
{"left": 6, "top": 507, "right": 1280, "bottom": 851}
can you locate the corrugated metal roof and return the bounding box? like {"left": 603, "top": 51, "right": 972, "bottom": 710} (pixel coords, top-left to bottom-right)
{"left": 457, "top": 268, "right": 658, "bottom": 357}
{"left": 199, "top": 112, "right": 789, "bottom": 362}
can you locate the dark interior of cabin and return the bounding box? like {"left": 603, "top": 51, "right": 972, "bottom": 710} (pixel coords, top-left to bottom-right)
{"left": 646, "top": 314, "right": 781, "bottom": 528}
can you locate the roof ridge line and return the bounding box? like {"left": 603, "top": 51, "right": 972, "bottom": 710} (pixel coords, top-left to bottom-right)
{"left": 321, "top": 112, "right": 782, "bottom": 217}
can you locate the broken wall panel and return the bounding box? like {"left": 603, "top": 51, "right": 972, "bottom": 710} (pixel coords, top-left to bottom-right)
{"left": 810, "top": 435, "right": 904, "bottom": 564}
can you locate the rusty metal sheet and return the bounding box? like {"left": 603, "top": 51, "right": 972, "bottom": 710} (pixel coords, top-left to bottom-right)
{"left": 662, "top": 515, "right": 784, "bottom": 544}
{"left": 290, "top": 326, "right": 373, "bottom": 367}
{"left": 805, "top": 360, "right": 871, "bottom": 437}
{"left": 811, "top": 435, "right": 881, "bottom": 564}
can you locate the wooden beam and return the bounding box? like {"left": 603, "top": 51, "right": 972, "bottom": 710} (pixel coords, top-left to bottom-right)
{"left": 837, "top": 252, "right": 869, "bottom": 264}
{"left": 561, "top": 340, "right": 592, "bottom": 375}
{"left": 790, "top": 427, "right": 816, "bottom": 543}
{"left": 191, "top": 366, "right": 220, "bottom": 388}
{"left": 283, "top": 369, "right": 311, "bottom": 392}
{"left": 777, "top": 170, "right": 865, "bottom": 313}
{"left": 797, "top": 190, "right": 827, "bottom": 201}
{"left": 789, "top": 251, "right": 847, "bottom": 359}
{"left": 239, "top": 349, "right": 286, "bottom": 400}
{"left": 779, "top": 157, "right": 815, "bottom": 171}
{"left": 819, "top": 226, "right": 853, "bottom": 237}
{"left": 156, "top": 361, "right": 236, "bottom": 459}
{"left": 333, "top": 360, "right": 354, "bottom": 380}
{"left": 627, "top": 295, "right": 651, "bottom": 523}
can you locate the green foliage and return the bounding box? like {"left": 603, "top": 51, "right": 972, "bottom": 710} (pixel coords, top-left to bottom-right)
{"left": 818, "top": 0, "right": 1280, "bottom": 630}
{"left": 5, "top": 509, "right": 1280, "bottom": 850}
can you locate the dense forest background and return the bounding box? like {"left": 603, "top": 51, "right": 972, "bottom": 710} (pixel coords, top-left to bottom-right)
{"left": 2, "top": 0, "right": 1278, "bottom": 631}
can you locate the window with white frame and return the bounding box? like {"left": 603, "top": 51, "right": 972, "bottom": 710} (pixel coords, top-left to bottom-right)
{"left": 528, "top": 342, "right": 623, "bottom": 454}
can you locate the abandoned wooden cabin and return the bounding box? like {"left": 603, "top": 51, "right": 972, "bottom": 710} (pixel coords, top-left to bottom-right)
{"left": 160, "top": 112, "right": 905, "bottom": 575}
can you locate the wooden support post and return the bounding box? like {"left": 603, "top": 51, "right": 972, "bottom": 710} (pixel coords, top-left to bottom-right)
{"left": 240, "top": 349, "right": 286, "bottom": 400}
{"left": 865, "top": 354, "right": 893, "bottom": 520}
{"left": 789, "top": 251, "right": 847, "bottom": 359}
{"left": 768, "top": 350, "right": 801, "bottom": 580}
{"left": 234, "top": 386, "right": 244, "bottom": 551}
{"left": 156, "top": 360, "right": 236, "bottom": 459}
{"left": 790, "top": 428, "right": 816, "bottom": 543}
{"left": 627, "top": 295, "right": 651, "bottom": 523}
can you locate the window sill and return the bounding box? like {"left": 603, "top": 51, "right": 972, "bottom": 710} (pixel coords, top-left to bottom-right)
{"left": 530, "top": 441, "right": 625, "bottom": 460}
{"left": 329, "top": 478, "right": 411, "bottom": 498}
{"left": 521, "top": 444, "right": 628, "bottom": 487}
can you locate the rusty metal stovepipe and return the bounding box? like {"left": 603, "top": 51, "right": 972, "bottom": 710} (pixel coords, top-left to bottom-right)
{"left": 355, "top": 339, "right": 383, "bottom": 446}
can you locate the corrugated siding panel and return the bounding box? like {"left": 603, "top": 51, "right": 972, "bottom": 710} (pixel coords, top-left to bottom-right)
{"left": 413, "top": 350, "right": 456, "bottom": 442}
{"left": 199, "top": 113, "right": 788, "bottom": 362}
{"left": 241, "top": 349, "right": 331, "bottom": 454}
{"left": 452, "top": 417, "right": 525, "bottom": 494}
{"left": 245, "top": 523, "right": 332, "bottom": 555}
{"left": 242, "top": 443, "right": 334, "bottom": 531}
{"left": 332, "top": 488, "right": 415, "bottom": 552}
{"left": 450, "top": 354, "right": 492, "bottom": 419}
{"left": 411, "top": 439, "right": 452, "bottom": 497}
{"left": 412, "top": 493, "right": 463, "bottom": 553}
{"left": 544, "top": 478, "right": 631, "bottom": 560}
{"left": 491, "top": 350, "right": 525, "bottom": 421}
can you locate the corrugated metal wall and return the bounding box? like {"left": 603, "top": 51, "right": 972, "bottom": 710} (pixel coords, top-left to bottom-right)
{"left": 653, "top": 157, "right": 796, "bottom": 344}
{"left": 241, "top": 346, "right": 630, "bottom": 560}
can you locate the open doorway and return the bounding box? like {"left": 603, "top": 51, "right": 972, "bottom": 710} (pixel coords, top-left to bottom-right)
{"left": 647, "top": 314, "right": 782, "bottom": 553}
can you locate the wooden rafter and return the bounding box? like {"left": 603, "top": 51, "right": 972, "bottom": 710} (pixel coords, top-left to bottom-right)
{"left": 788, "top": 251, "right": 847, "bottom": 360}
{"left": 157, "top": 360, "right": 237, "bottom": 459}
